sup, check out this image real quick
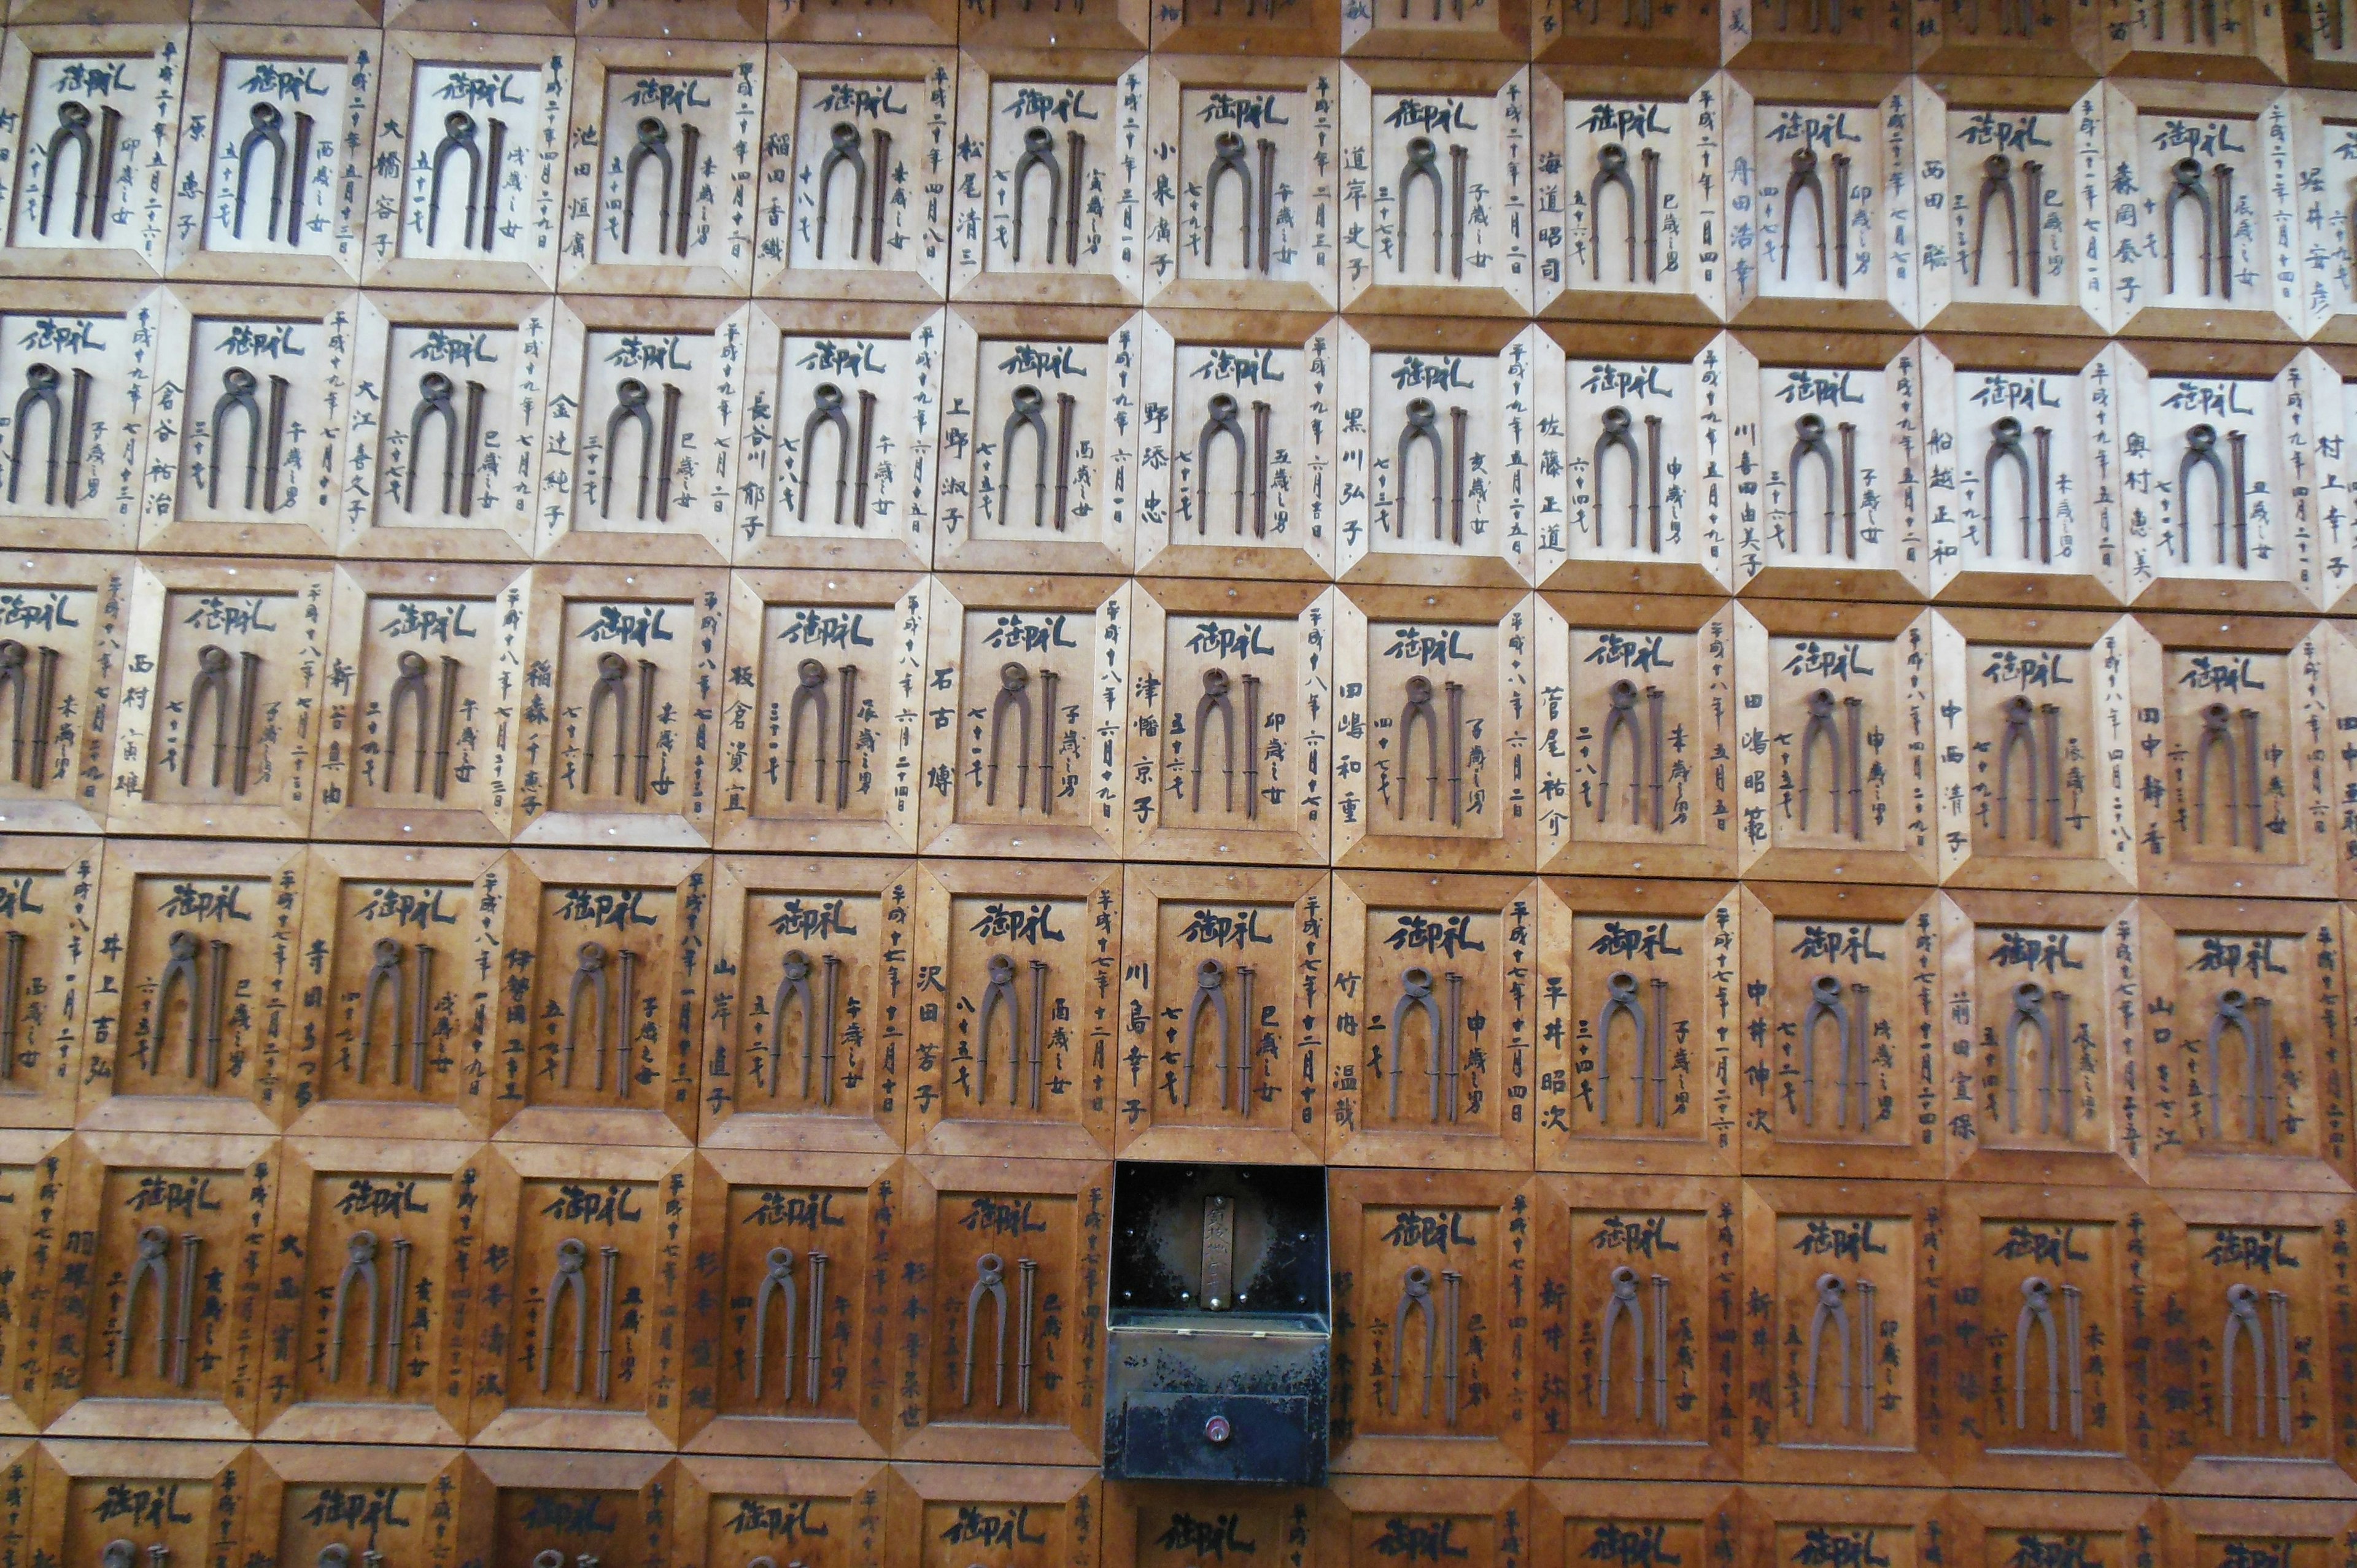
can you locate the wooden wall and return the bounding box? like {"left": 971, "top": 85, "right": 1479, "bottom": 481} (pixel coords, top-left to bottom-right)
{"left": 0, "top": 0, "right": 2353, "bottom": 1562}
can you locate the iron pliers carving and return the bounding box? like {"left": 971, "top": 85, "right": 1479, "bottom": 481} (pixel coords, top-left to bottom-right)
{"left": 815, "top": 122, "right": 867, "bottom": 261}
{"left": 2002, "top": 978, "right": 2073, "bottom": 1137}
{"left": 329, "top": 1229, "right": 380, "bottom": 1385}
{"left": 784, "top": 658, "right": 830, "bottom": 805}
{"left": 2223, "top": 1281, "right": 2269, "bottom": 1438}
{"left": 1596, "top": 678, "right": 1643, "bottom": 825}
{"left": 600, "top": 379, "right": 655, "bottom": 522}
{"left": 1400, "top": 136, "right": 1444, "bottom": 274}
{"left": 1193, "top": 666, "right": 1237, "bottom": 813}
{"left": 1781, "top": 147, "right": 1827, "bottom": 284}
{"left": 232, "top": 102, "right": 289, "bottom": 242}
{"left": 1599, "top": 1264, "right": 1646, "bottom": 1415}
{"left": 357, "top": 936, "right": 424, "bottom": 1091}
{"left": 2193, "top": 699, "right": 2248, "bottom": 847}
{"left": 404, "top": 373, "right": 459, "bottom": 516}
{"left": 1396, "top": 396, "right": 1443, "bottom": 540}
{"left": 1593, "top": 406, "right": 1641, "bottom": 547}
{"left": 974, "top": 952, "right": 1020, "bottom": 1106}
{"left": 985, "top": 662, "right": 1032, "bottom": 808}
{"left": 209, "top": 368, "right": 263, "bottom": 512}
{"left": 2014, "top": 1274, "right": 2062, "bottom": 1432}
{"left": 1390, "top": 1264, "right": 1436, "bottom": 1415}
{"left": 1804, "top": 1272, "right": 1851, "bottom": 1427}
{"left": 770, "top": 948, "right": 813, "bottom": 1099}
{"left": 1595, "top": 969, "right": 1660, "bottom": 1127}
{"left": 1197, "top": 393, "right": 1247, "bottom": 536}
{"left": 1182, "top": 957, "right": 1231, "bottom": 1108}
{"left": 1590, "top": 144, "right": 1638, "bottom": 282}
{"left": 1387, "top": 965, "right": 1449, "bottom": 1121}
{"left": 540, "top": 1237, "right": 590, "bottom": 1394}
{"left": 1396, "top": 674, "right": 1438, "bottom": 822}
{"left": 1205, "top": 129, "right": 1254, "bottom": 269}
{"left": 40, "top": 101, "right": 93, "bottom": 238}
{"left": 963, "top": 1251, "right": 1009, "bottom": 1406}
{"left": 9, "top": 363, "right": 62, "bottom": 509}
{"left": 753, "top": 1244, "right": 797, "bottom": 1399}
{"left": 622, "top": 118, "right": 674, "bottom": 257}
{"left": 0, "top": 639, "right": 53, "bottom": 789}
{"left": 999, "top": 385, "right": 1050, "bottom": 530}
{"left": 118, "top": 1223, "right": 176, "bottom": 1379}
{"left": 1984, "top": 416, "right": 2033, "bottom": 560}
{"left": 1010, "top": 126, "right": 1061, "bottom": 265}
{"left": 2162, "top": 156, "right": 2216, "bottom": 297}
{"left": 1789, "top": 413, "right": 1836, "bottom": 555}
{"left": 2204, "top": 986, "right": 2275, "bottom": 1142}
{"left": 2177, "top": 422, "right": 2231, "bottom": 566}
{"left": 1800, "top": 973, "right": 1864, "bottom": 1130}
{"left": 1796, "top": 686, "right": 1848, "bottom": 836}
{"left": 427, "top": 112, "right": 482, "bottom": 249}
{"left": 799, "top": 382, "right": 852, "bottom": 527}
{"left": 559, "top": 940, "right": 624, "bottom": 1094}
{"left": 582, "top": 651, "right": 635, "bottom": 797}
{"left": 1973, "top": 155, "right": 2019, "bottom": 289}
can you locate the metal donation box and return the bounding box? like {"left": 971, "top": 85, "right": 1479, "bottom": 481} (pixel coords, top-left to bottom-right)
{"left": 1102, "top": 1162, "right": 1331, "bottom": 1486}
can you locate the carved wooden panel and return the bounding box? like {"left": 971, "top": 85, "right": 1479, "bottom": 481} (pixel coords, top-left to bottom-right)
{"left": 466, "top": 1144, "right": 695, "bottom": 1451}
{"left": 1732, "top": 601, "right": 1938, "bottom": 884}
{"left": 475, "top": 1448, "right": 680, "bottom": 1568}
{"left": 83, "top": 838, "right": 306, "bottom": 1137}
{"left": 164, "top": 28, "right": 379, "bottom": 287}
{"left": 918, "top": 573, "right": 1129, "bottom": 860}
{"left": 1331, "top": 585, "right": 1535, "bottom": 870}
{"left": 107, "top": 558, "right": 329, "bottom": 840}
{"left": 315, "top": 562, "right": 525, "bottom": 846}
{"left": 0, "top": 1130, "right": 72, "bottom": 1434}
{"left": 1738, "top": 1178, "right": 1944, "bottom": 1486}
{"left": 286, "top": 843, "right": 503, "bottom": 1143}
{"left": 1124, "top": 578, "right": 1334, "bottom": 864}
{"left": 1326, "top": 1169, "right": 1538, "bottom": 1474}
{"left": 700, "top": 855, "right": 913, "bottom": 1154}
{"left": 1932, "top": 609, "right": 2137, "bottom": 891}
{"left": 1530, "top": 1173, "right": 1738, "bottom": 1478}
{"left": 757, "top": 46, "right": 954, "bottom": 303}
{"left": 2115, "top": 346, "right": 2328, "bottom": 612}
{"left": 2161, "top": 1497, "right": 2357, "bottom": 1567}
{"left": 1536, "top": 593, "right": 1738, "bottom": 878}
{"left": 896, "top": 1460, "right": 1101, "bottom": 1568}
{"left": 1136, "top": 313, "right": 1339, "bottom": 582}
{"left": 39, "top": 1131, "right": 279, "bottom": 1439}
{"left": 34, "top": 1439, "right": 256, "bottom": 1568}
{"left": 346, "top": 293, "right": 556, "bottom": 560}
{"left": 1728, "top": 334, "right": 1928, "bottom": 599}
{"left": 1738, "top": 883, "right": 1944, "bottom": 1181}
{"left": 1526, "top": 1480, "right": 1741, "bottom": 1568}
{"left": 258, "top": 1137, "right": 480, "bottom": 1446}
{"left": 2161, "top": 1189, "right": 2357, "bottom": 1497}
{"left": 1114, "top": 862, "right": 1328, "bottom": 1162}
{"left": 0, "top": 552, "right": 128, "bottom": 836}
{"left": 1535, "top": 877, "right": 1739, "bottom": 1175}
{"left": 246, "top": 1443, "right": 490, "bottom": 1568}
{"left": 1944, "top": 1492, "right": 2164, "bottom": 1568}
{"left": 492, "top": 847, "right": 708, "bottom": 1146}
{"left": 1337, "top": 319, "right": 1544, "bottom": 589}
{"left": 541, "top": 296, "right": 751, "bottom": 564}
{"left": 714, "top": 570, "right": 926, "bottom": 855}
{"left": 1328, "top": 871, "right": 1536, "bottom": 1170}
{"left": 2127, "top": 613, "right": 2339, "bottom": 899}
{"left": 1105, "top": 1478, "right": 1318, "bottom": 1568}
{"left": 0, "top": 29, "right": 183, "bottom": 282}
{"left": 735, "top": 301, "right": 945, "bottom": 572}
{"left": 680, "top": 1149, "right": 900, "bottom": 1458}
{"left": 0, "top": 285, "right": 161, "bottom": 556}
{"left": 673, "top": 1453, "right": 911, "bottom": 1566}
{"left": 934, "top": 308, "right": 1142, "bottom": 574}
{"left": 1918, "top": 90, "right": 2110, "bottom": 334}
{"left": 1940, "top": 890, "right": 2146, "bottom": 1186}
{"left": 2137, "top": 897, "right": 2351, "bottom": 1192}
{"left": 0, "top": 837, "right": 100, "bottom": 1131}
{"left": 2103, "top": 86, "right": 2298, "bottom": 339}
{"left": 557, "top": 41, "right": 765, "bottom": 296}
{"left": 946, "top": 55, "right": 1147, "bottom": 308}
{"left": 1733, "top": 1486, "right": 1951, "bottom": 1568}
{"left": 893, "top": 1157, "right": 1111, "bottom": 1467}
{"left": 362, "top": 33, "right": 574, "bottom": 293}
{"left": 1940, "top": 1182, "right": 2169, "bottom": 1491}
{"left": 511, "top": 563, "right": 722, "bottom": 846}
{"left": 1532, "top": 80, "right": 1725, "bottom": 325}
{"left": 1923, "top": 347, "right": 2120, "bottom": 604}
{"left": 1143, "top": 60, "right": 1339, "bottom": 315}
{"left": 908, "top": 858, "right": 1121, "bottom": 1161}
{"left": 1541, "top": 334, "right": 1731, "bottom": 595}
{"left": 1338, "top": 63, "right": 1535, "bottom": 317}
{"left": 1725, "top": 85, "right": 1918, "bottom": 331}
{"left": 1318, "top": 1475, "right": 1530, "bottom": 1566}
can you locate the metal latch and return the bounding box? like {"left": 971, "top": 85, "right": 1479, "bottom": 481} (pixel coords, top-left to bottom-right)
{"left": 1202, "top": 1194, "right": 1234, "bottom": 1310}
